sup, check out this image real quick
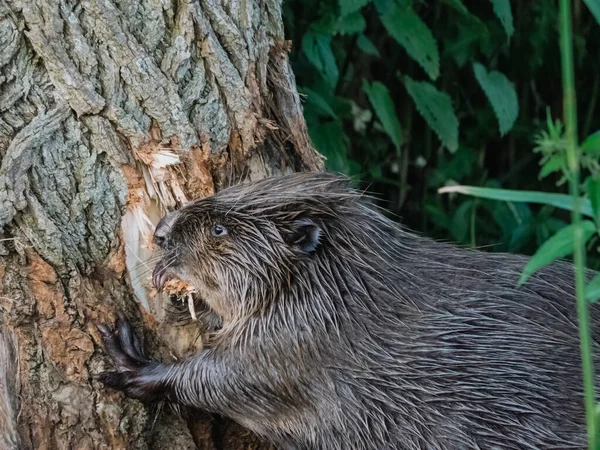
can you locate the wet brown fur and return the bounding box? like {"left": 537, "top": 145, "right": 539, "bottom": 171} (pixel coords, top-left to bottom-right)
{"left": 99, "top": 172, "right": 599, "bottom": 450}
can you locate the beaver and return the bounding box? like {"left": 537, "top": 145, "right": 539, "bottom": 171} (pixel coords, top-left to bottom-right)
{"left": 97, "top": 171, "right": 597, "bottom": 449}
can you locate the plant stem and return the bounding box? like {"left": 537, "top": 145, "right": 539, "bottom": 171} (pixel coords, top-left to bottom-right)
{"left": 559, "top": 1, "right": 597, "bottom": 448}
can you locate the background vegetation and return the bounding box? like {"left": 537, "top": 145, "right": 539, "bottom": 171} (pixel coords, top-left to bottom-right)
{"left": 283, "top": 0, "right": 600, "bottom": 265}
{"left": 285, "top": 1, "right": 600, "bottom": 445}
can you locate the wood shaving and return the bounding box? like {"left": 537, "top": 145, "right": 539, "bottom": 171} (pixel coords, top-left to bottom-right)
{"left": 149, "top": 277, "right": 198, "bottom": 321}
{"left": 163, "top": 278, "right": 196, "bottom": 297}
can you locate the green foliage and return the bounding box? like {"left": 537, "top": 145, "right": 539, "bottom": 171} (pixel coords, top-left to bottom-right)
{"left": 489, "top": 0, "right": 514, "bottom": 37}
{"left": 301, "top": 30, "right": 339, "bottom": 88}
{"left": 299, "top": 87, "right": 338, "bottom": 119}
{"left": 586, "top": 176, "right": 600, "bottom": 225}
{"left": 339, "top": 0, "right": 371, "bottom": 17}
{"left": 286, "top": 0, "right": 600, "bottom": 265}
{"left": 582, "top": 130, "right": 600, "bottom": 155}
{"left": 557, "top": 2, "right": 596, "bottom": 445}
{"left": 287, "top": 2, "right": 600, "bottom": 442}
{"left": 585, "top": 274, "right": 600, "bottom": 302}
{"left": 356, "top": 34, "right": 380, "bottom": 56}
{"left": 374, "top": 0, "right": 440, "bottom": 80}
{"left": 473, "top": 63, "right": 519, "bottom": 136}
{"left": 533, "top": 110, "right": 567, "bottom": 183}
{"left": 584, "top": 0, "right": 600, "bottom": 25}
{"left": 403, "top": 76, "right": 459, "bottom": 152}
{"left": 333, "top": 12, "right": 367, "bottom": 35}
{"left": 438, "top": 185, "right": 595, "bottom": 217}
{"left": 308, "top": 120, "right": 353, "bottom": 174}
{"left": 363, "top": 80, "right": 403, "bottom": 154}
{"left": 442, "top": 0, "right": 471, "bottom": 16}
{"left": 518, "top": 221, "right": 596, "bottom": 285}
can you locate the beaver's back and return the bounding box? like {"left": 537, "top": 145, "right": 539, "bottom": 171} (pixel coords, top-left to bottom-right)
{"left": 316, "top": 237, "right": 594, "bottom": 449}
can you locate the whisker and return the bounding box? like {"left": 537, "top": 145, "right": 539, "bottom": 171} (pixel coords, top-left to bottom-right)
{"left": 125, "top": 243, "right": 158, "bottom": 272}
{"left": 130, "top": 268, "right": 156, "bottom": 284}
{"left": 128, "top": 256, "right": 162, "bottom": 272}
{"left": 157, "top": 255, "right": 178, "bottom": 278}
{"left": 129, "top": 253, "right": 178, "bottom": 286}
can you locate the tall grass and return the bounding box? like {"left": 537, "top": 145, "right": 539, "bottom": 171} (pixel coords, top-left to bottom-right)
{"left": 560, "top": 1, "right": 597, "bottom": 448}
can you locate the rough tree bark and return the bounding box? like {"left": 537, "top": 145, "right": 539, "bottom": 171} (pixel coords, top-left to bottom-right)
{"left": 0, "top": 0, "right": 322, "bottom": 448}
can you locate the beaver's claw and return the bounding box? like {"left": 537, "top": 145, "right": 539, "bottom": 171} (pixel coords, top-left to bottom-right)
{"left": 96, "top": 317, "right": 168, "bottom": 402}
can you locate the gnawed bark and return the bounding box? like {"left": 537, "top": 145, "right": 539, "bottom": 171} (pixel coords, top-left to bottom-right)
{"left": 0, "top": 0, "right": 321, "bottom": 448}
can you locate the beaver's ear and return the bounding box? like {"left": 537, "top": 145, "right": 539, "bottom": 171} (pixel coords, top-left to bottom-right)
{"left": 284, "top": 218, "right": 321, "bottom": 253}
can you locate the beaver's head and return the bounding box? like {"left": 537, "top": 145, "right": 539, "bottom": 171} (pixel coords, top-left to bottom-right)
{"left": 152, "top": 172, "right": 359, "bottom": 320}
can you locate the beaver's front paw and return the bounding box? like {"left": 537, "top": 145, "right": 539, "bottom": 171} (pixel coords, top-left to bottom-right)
{"left": 96, "top": 317, "right": 169, "bottom": 402}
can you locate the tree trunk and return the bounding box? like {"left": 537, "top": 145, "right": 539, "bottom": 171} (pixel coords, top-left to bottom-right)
{"left": 0, "top": 0, "right": 322, "bottom": 448}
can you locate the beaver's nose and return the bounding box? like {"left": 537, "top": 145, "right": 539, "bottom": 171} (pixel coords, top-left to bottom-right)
{"left": 153, "top": 211, "right": 179, "bottom": 248}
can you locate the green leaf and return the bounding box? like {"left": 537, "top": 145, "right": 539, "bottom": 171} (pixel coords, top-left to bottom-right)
{"left": 446, "top": 22, "right": 489, "bottom": 68}
{"left": 473, "top": 63, "right": 519, "bottom": 136}
{"left": 489, "top": 0, "right": 514, "bottom": 37}
{"left": 301, "top": 30, "right": 339, "bottom": 88}
{"left": 299, "top": 87, "right": 338, "bottom": 119}
{"left": 424, "top": 204, "right": 453, "bottom": 231}
{"left": 518, "top": 221, "right": 596, "bottom": 286}
{"left": 585, "top": 274, "right": 600, "bottom": 302}
{"left": 375, "top": 0, "right": 439, "bottom": 80}
{"left": 582, "top": 130, "right": 600, "bottom": 156}
{"left": 583, "top": 0, "right": 600, "bottom": 26}
{"left": 544, "top": 217, "right": 569, "bottom": 235}
{"left": 438, "top": 185, "right": 595, "bottom": 218}
{"left": 362, "top": 80, "right": 403, "bottom": 154}
{"left": 451, "top": 200, "right": 474, "bottom": 243}
{"left": 403, "top": 76, "right": 459, "bottom": 152}
{"left": 442, "top": 0, "right": 470, "bottom": 16}
{"left": 509, "top": 223, "right": 534, "bottom": 253}
{"left": 538, "top": 154, "right": 565, "bottom": 180}
{"left": 339, "top": 0, "right": 371, "bottom": 16}
{"left": 357, "top": 34, "right": 380, "bottom": 56}
{"left": 442, "top": 0, "right": 486, "bottom": 28}
{"left": 487, "top": 199, "right": 523, "bottom": 242}
{"left": 586, "top": 176, "right": 600, "bottom": 224}
{"left": 334, "top": 11, "right": 366, "bottom": 35}
{"left": 308, "top": 120, "right": 350, "bottom": 173}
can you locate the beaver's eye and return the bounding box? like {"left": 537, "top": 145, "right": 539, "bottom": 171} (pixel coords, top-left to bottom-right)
{"left": 211, "top": 224, "right": 228, "bottom": 237}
